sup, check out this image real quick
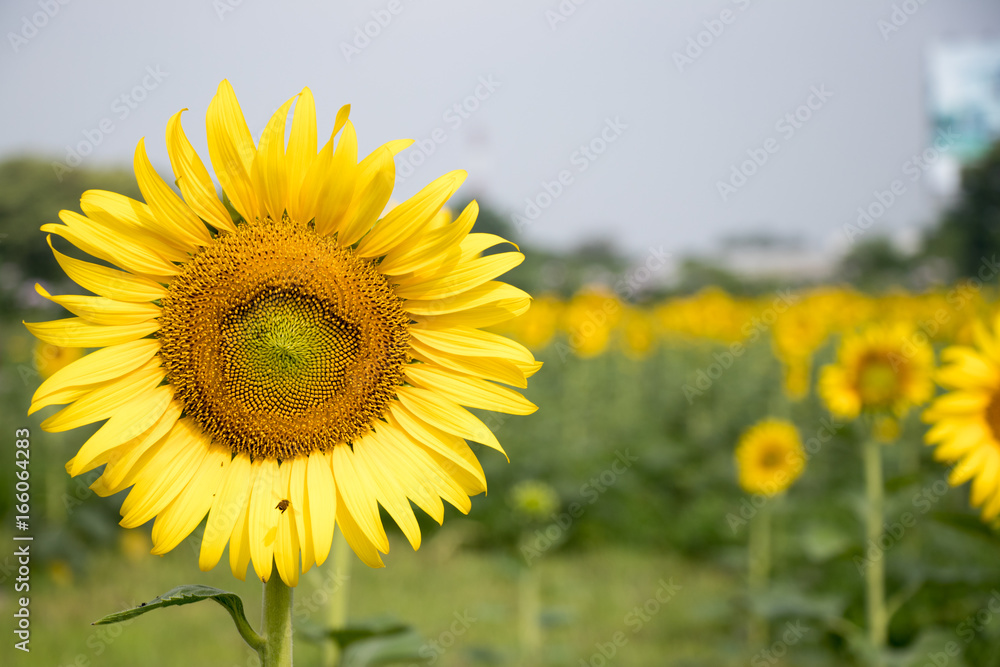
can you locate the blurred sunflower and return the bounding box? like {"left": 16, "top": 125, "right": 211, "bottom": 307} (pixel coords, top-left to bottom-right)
{"left": 561, "top": 288, "right": 620, "bottom": 358}
{"left": 25, "top": 80, "right": 540, "bottom": 586}
{"left": 34, "top": 341, "right": 83, "bottom": 380}
{"left": 505, "top": 293, "right": 561, "bottom": 352}
{"left": 735, "top": 419, "right": 805, "bottom": 496}
{"left": 618, "top": 307, "right": 658, "bottom": 360}
{"left": 819, "top": 324, "right": 934, "bottom": 421}
{"left": 508, "top": 480, "right": 559, "bottom": 522}
{"left": 923, "top": 316, "right": 1000, "bottom": 520}
{"left": 778, "top": 355, "right": 812, "bottom": 401}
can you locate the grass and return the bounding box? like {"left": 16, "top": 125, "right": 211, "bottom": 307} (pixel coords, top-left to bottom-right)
{"left": 6, "top": 531, "right": 748, "bottom": 667}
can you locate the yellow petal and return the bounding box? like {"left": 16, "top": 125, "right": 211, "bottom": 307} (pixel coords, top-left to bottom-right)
{"left": 355, "top": 170, "right": 466, "bottom": 259}
{"left": 71, "top": 385, "right": 173, "bottom": 475}
{"left": 409, "top": 341, "right": 527, "bottom": 388}
{"left": 379, "top": 200, "right": 478, "bottom": 276}
{"left": 310, "top": 121, "right": 358, "bottom": 236}
{"left": 413, "top": 325, "right": 535, "bottom": 363}
{"left": 47, "top": 236, "right": 166, "bottom": 302}
{"left": 415, "top": 297, "right": 531, "bottom": 329}
{"left": 375, "top": 423, "right": 471, "bottom": 514}
{"left": 389, "top": 405, "right": 487, "bottom": 495}
{"left": 166, "top": 109, "right": 236, "bottom": 233}
{"left": 405, "top": 364, "right": 537, "bottom": 415}
{"left": 332, "top": 444, "right": 389, "bottom": 553}
{"left": 80, "top": 190, "right": 191, "bottom": 262}
{"left": 457, "top": 233, "right": 517, "bottom": 261}
{"left": 364, "top": 421, "right": 445, "bottom": 523}
{"left": 273, "top": 461, "right": 300, "bottom": 587}
{"left": 286, "top": 88, "right": 318, "bottom": 211}
{"left": 25, "top": 317, "right": 159, "bottom": 349}
{"left": 151, "top": 444, "right": 230, "bottom": 555}
{"left": 354, "top": 434, "right": 422, "bottom": 549}
{"left": 926, "top": 391, "right": 992, "bottom": 418}
{"left": 229, "top": 495, "right": 253, "bottom": 581}
{"left": 251, "top": 95, "right": 295, "bottom": 220}
{"left": 94, "top": 400, "right": 183, "bottom": 492}
{"left": 41, "top": 361, "right": 165, "bottom": 432}
{"left": 360, "top": 138, "right": 412, "bottom": 170}
{"left": 289, "top": 455, "right": 314, "bottom": 573}
{"left": 134, "top": 138, "right": 212, "bottom": 248}
{"left": 206, "top": 80, "right": 259, "bottom": 222}
{"left": 337, "top": 148, "right": 395, "bottom": 246}
{"left": 32, "top": 339, "right": 160, "bottom": 409}
{"left": 45, "top": 212, "right": 179, "bottom": 277}
{"left": 333, "top": 104, "right": 351, "bottom": 137}
{"left": 35, "top": 284, "right": 160, "bottom": 326}
{"left": 119, "top": 419, "right": 211, "bottom": 528}
{"left": 307, "top": 450, "right": 336, "bottom": 566}
{"left": 200, "top": 452, "right": 252, "bottom": 572}
{"left": 335, "top": 486, "right": 384, "bottom": 568}
{"left": 404, "top": 281, "right": 530, "bottom": 316}
{"left": 951, "top": 448, "right": 989, "bottom": 486}
{"left": 394, "top": 386, "right": 505, "bottom": 457}
{"left": 394, "top": 252, "right": 524, "bottom": 300}
{"left": 938, "top": 347, "right": 999, "bottom": 389}
{"left": 249, "top": 458, "right": 279, "bottom": 582}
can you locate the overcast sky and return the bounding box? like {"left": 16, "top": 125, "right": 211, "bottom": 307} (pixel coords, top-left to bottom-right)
{"left": 1, "top": 0, "right": 998, "bottom": 256}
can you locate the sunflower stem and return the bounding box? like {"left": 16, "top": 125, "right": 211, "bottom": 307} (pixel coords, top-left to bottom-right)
{"left": 863, "top": 437, "right": 888, "bottom": 665}
{"left": 323, "top": 532, "right": 352, "bottom": 667}
{"left": 518, "top": 561, "right": 542, "bottom": 664}
{"left": 747, "top": 495, "right": 773, "bottom": 654}
{"left": 261, "top": 573, "right": 294, "bottom": 667}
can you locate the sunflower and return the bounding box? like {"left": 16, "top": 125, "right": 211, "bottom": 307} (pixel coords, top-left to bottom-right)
{"left": 618, "top": 307, "right": 658, "bottom": 360}
{"left": 25, "top": 81, "right": 540, "bottom": 586}
{"left": 735, "top": 418, "right": 805, "bottom": 496}
{"left": 508, "top": 480, "right": 559, "bottom": 523}
{"left": 923, "top": 314, "right": 1000, "bottom": 520}
{"left": 561, "top": 288, "right": 620, "bottom": 358}
{"left": 818, "top": 323, "right": 934, "bottom": 421}
{"left": 502, "top": 294, "right": 560, "bottom": 353}
{"left": 34, "top": 341, "right": 83, "bottom": 380}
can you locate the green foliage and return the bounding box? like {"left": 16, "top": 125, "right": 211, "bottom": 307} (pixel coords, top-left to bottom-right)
{"left": 93, "top": 584, "right": 264, "bottom": 652}
{"left": 838, "top": 237, "right": 918, "bottom": 291}
{"left": 923, "top": 141, "right": 1000, "bottom": 279}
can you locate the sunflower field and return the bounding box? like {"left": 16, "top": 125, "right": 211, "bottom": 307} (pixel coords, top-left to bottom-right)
{"left": 7, "top": 211, "right": 1000, "bottom": 666}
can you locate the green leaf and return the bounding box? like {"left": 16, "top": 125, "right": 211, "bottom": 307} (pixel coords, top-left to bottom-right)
{"left": 327, "top": 623, "right": 410, "bottom": 650}
{"left": 93, "top": 584, "right": 263, "bottom": 651}
{"left": 341, "top": 629, "right": 428, "bottom": 667}
{"left": 931, "top": 511, "right": 1000, "bottom": 545}
{"left": 298, "top": 617, "right": 411, "bottom": 649}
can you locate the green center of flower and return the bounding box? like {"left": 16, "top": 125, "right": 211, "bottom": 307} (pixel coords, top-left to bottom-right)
{"left": 222, "top": 289, "right": 360, "bottom": 414}
{"left": 857, "top": 355, "right": 902, "bottom": 408}
{"left": 159, "top": 219, "right": 410, "bottom": 460}
{"left": 986, "top": 392, "right": 1000, "bottom": 444}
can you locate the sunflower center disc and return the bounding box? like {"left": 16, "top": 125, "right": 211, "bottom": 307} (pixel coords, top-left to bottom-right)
{"left": 758, "top": 445, "right": 784, "bottom": 470}
{"left": 986, "top": 392, "right": 1000, "bottom": 444}
{"left": 159, "top": 219, "right": 410, "bottom": 459}
{"left": 857, "top": 354, "right": 901, "bottom": 408}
